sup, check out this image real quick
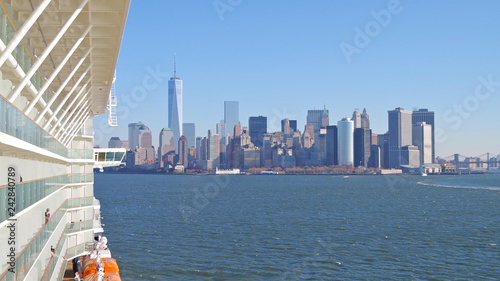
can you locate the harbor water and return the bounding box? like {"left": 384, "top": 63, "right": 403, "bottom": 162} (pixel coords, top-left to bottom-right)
{"left": 94, "top": 173, "right": 500, "bottom": 280}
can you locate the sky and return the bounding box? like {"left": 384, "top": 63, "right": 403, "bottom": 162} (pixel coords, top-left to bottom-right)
{"left": 93, "top": 0, "right": 500, "bottom": 158}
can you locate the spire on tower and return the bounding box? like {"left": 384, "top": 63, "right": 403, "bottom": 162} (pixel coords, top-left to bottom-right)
{"left": 174, "top": 53, "right": 177, "bottom": 78}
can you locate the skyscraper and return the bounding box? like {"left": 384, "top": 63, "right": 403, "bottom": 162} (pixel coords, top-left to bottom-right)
{"left": 137, "top": 124, "right": 154, "bottom": 164}
{"left": 128, "top": 122, "right": 145, "bottom": 150}
{"left": 352, "top": 109, "right": 361, "bottom": 129}
{"left": 182, "top": 123, "right": 196, "bottom": 148}
{"left": 234, "top": 122, "right": 241, "bottom": 137}
{"left": 326, "top": 125, "right": 338, "bottom": 165}
{"left": 224, "top": 101, "right": 239, "bottom": 137}
{"left": 198, "top": 137, "right": 207, "bottom": 162}
{"left": 388, "top": 107, "right": 413, "bottom": 168}
{"left": 281, "top": 119, "right": 297, "bottom": 135}
{"left": 354, "top": 128, "right": 372, "bottom": 167}
{"left": 412, "top": 108, "right": 435, "bottom": 163}
{"left": 108, "top": 137, "right": 122, "bottom": 148}
{"left": 168, "top": 55, "right": 183, "bottom": 152}
{"left": 303, "top": 124, "right": 315, "bottom": 148}
{"left": 138, "top": 126, "right": 152, "bottom": 148}
{"left": 412, "top": 122, "right": 432, "bottom": 164}
{"left": 216, "top": 122, "right": 227, "bottom": 139}
{"left": 217, "top": 122, "right": 228, "bottom": 167}
{"left": 178, "top": 135, "right": 188, "bottom": 168}
{"left": 361, "top": 108, "right": 370, "bottom": 129}
{"left": 159, "top": 128, "right": 175, "bottom": 168}
{"left": 289, "top": 120, "right": 297, "bottom": 132}
{"left": 195, "top": 137, "right": 203, "bottom": 160}
{"left": 338, "top": 118, "right": 354, "bottom": 166}
{"left": 401, "top": 145, "right": 420, "bottom": 167}
{"left": 249, "top": 116, "right": 267, "bottom": 147}
{"left": 369, "top": 145, "right": 381, "bottom": 168}
{"left": 281, "top": 118, "right": 291, "bottom": 135}
{"left": 207, "top": 130, "right": 220, "bottom": 169}
{"left": 307, "top": 107, "right": 329, "bottom": 134}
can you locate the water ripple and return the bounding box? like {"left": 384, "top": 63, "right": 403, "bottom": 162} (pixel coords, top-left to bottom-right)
{"left": 94, "top": 174, "right": 500, "bottom": 280}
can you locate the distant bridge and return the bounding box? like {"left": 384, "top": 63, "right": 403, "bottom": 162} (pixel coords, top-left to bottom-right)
{"left": 440, "top": 153, "right": 500, "bottom": 170}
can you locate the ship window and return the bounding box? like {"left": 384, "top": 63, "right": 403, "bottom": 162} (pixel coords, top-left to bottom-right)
{"left": 106, "top": 152, "right": 115, "bottom": 161}
{"left": 98, "top": 152, "right": 105, "bottom": 161}
{"left": 94, "top": 153, "right": 98, "bottom": 161}
{"left": 114, "top": 152, "right": 124, "bottom": 161}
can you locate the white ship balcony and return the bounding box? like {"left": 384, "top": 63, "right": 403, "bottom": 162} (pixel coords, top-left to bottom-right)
{"left": 0, "top": 0, "right": 130, "bottom": 146}
{"left": 0, "top": 195, "right": 94, "bottom": 280}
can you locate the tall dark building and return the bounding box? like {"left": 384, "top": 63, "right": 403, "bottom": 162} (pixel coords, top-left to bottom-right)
{"left": 382, "top": 133, "right": 389, "bottom": 169}
{"left": 326, "top": 125, "right": 338, "bottom": 165}
{"left": 369, "top": 145, "right": 381, "bottom": 168}
{"left": 178, "top": 135, "right": 188, "bottom": 168}
{"left": 354, "top": 128, "right": 372, "bottom": 167}
{"left": 249, "top": 116, "right": 267, "bottom": 147}
{"left": 289, "top": 120, "right": 297, "bottom": 132}
{"left": 412, "top": 108, "right": 435, "bottom": 163}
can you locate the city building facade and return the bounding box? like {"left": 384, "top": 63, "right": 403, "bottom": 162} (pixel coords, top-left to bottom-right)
{"left": 224, "top": 101, "right": 239, "bottom": 137}
{"left": 182, "top": 123, "right": 196, "bottom": 148}
{"left": 354, "top": 128, "right": 372, "bottom": 167}
{"left": 338, "top": 118, "right": 354, "bottom": 166}
{"left": 168, "top": 61, "right": 183, "bottom": 152}
{"left": 412, "top": 122, "right": 432, "bottom": 165}
{"left": 412, "top": 108, "right": 435, "bottom": 163}
{"left": 388, "top": 108, "right": 413, "bottom": 168}
{"left": 249, "top": 116, "right": 267, "bottom": 147}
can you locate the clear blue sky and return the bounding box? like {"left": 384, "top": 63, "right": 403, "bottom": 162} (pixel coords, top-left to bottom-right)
{"left": 93, "top": 0, "right": 500, "bottom": 158}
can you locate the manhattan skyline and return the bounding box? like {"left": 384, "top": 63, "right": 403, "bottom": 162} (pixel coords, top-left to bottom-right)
{"left": 93, "top": 0, "right": 500, "bottom": 157}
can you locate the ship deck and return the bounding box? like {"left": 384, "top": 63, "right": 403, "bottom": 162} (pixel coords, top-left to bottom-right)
{"left": 62, "top": 260, "right": 75, "bottom": 281}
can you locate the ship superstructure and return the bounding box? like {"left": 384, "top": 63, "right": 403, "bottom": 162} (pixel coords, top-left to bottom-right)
{"left": 0, "top": 0, "right": 130, "bottom": 280}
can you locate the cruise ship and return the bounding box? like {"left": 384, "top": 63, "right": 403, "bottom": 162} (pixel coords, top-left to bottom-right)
{"left": 0, "top": 0, "right": 130, "bottom": 280}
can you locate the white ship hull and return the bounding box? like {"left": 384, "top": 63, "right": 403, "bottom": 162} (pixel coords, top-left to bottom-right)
{"left": 0, "top": 1, "right": 130, "bottom": 280}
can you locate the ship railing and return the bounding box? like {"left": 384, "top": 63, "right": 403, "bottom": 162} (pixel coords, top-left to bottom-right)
{"left": 39, "top": 225, "right": 68, "bottom": 281}
{"left": 0, "top": 198, "right": 68, "bottom": 280}
{"left": 0, "top": 173, "right": 94, "bottom": 222}
{"left": 0, "top": 97, "right": 96, "bottom": 160}
{"left": 0, "top": 95, "right": 68, "bottom": 156}
{"left": 66, "top": 219, "right": 93, "bottom": 234}
{"left": 0, "top": 197, "right": 94, "bottom": 280}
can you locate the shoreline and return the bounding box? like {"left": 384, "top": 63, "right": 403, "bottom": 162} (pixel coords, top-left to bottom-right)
{"left": 96, "top": 168, "right": 493, "bottom": 176}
